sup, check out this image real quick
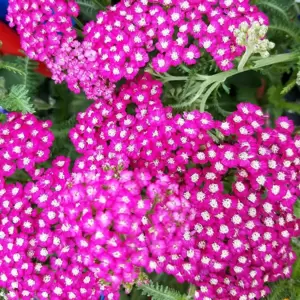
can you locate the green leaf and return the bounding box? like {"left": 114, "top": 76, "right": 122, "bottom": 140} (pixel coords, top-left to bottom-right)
{"left": 257, "top": 0, "right": 293, "bottom": 21}
{"left": 268, "top": 85, "right": 300, "bottom": 115}
{"left": 0, "top": 60, "right": 26, "bottom": 77}
{"left": 0, "top": 84, "right": 34, "bottom": 113}
{"left": 0, "top": 56, "right": 44, "bottom": 94}
{"left": 33, "top": 98, "right": 55, "bottom": 110}
{"left": 292, "top": 255, "right": 300, "bottom": 280}
{"left": 76, "top": 0, "right": 99, "bottom": 18}
{"left": 266, "top": 280, "right": 296, "bottom": 300}
{"left": 18, "top": 57, "right": 41, "bottom": 93}
{"left": 281, "top": 79, "right": 296, "bottom": 95}
{"left": 294, "top": 199, "right": 300, "bottom": 218}
{"left": 268, "top": 22, "right": 300, "bottom": 43}
{"left": 267, "top": 85, "right": 284, "bottom": 120}
{"left": 138, "top": 281, "right": 188, "bottom": 300}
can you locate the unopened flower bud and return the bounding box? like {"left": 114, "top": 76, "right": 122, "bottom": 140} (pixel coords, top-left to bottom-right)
{"left": 248, "top": 33, "right": 257, "bottom": 44}
{"left": 252, "top": 21, "right": 260, "bottom": 30}
{"left": 236, "top": 37, "right": 245, "bottom": 46}
{"left": 258, "top": 40, "right": 269, "bottom": 51}
{"left": 259, "top": 26, "right": 268, "bottom": 38}
{"left": 233, "top": 29, "right": 240, "bottom": 36}
{"left": 268, "top": 42, "right": 275, "bottom": 49}
{"left": 253, "top": 44, "right": 260, "bottom": 53}
{"left": 260, "top": 51, "right": 270, "bottom": 58}
{"left": 240, "top": 22, "right": 249, "bottom": 32}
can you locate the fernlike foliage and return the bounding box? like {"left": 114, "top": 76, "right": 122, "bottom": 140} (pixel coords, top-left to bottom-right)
{"left": 138, "top": 281, "right": 188, "bottom": 300}
{"left": 0, "top": 0, "right": 300, "bottom": 300}
{"left": 0, "top": 56, "right": 40, "bottom": 113}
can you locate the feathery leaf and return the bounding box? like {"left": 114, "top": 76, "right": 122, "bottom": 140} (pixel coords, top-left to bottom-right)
{"left": 138, "top": 281, "right": 188, "bottom": 300}
{"left": 0, "top": 61, "right": 26, "bottom": 77}
{"left": 0, "top": 84, "right": 34, "bottom": 113}
{"left": 256, "top": 0, "right": 294, "bottom": 21}
{"left": 76, "top": 0, "right": 98, "bottom": 18}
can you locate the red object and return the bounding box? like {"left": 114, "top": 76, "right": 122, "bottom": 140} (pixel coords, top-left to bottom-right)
{"left": 256, "top": 78, "right": 266, "bottom": 100}
{"left": 0, "top": 21, "right": 51, "bottom": 77}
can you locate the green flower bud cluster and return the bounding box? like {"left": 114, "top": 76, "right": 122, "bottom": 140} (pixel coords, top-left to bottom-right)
{"left": 234, "top": 21, "right": 275, "bottom": 58}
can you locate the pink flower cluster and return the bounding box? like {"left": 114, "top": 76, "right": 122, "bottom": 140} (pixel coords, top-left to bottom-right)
{"left": 0, "top": 157, "right": 73, "bottom": 300}
{"left": 0, "top": 113, "right": 54, "bottom": 178}
{"left": 7, "top": 0, "right": 268, "bottom": 100}
{"left": 0, "top": 75, "right": 299, "bottom": 299}
{"left": 83, "top": 0, "right": 268, "bottom": 77}
{"left": 7, "top": 0, "right": 116, "bottom": 100}
{"left": 54, "top": 167, "right": 168, "bottom": 299}
{"left": 69, "top": 74, "right": 300, "bottom": 299}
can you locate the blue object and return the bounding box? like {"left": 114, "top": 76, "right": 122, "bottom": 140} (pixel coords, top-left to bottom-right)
{"left": 0, "top": 106, "right": 8, "bottom": 114}
{"left": 0, "top": 0, "right": 8, "bottom": 22}
{"left": 100, "top": 294, "right": 105, "bottom": 300}
{"left": 0, "top": 0, "right": 75, "bottom": 25}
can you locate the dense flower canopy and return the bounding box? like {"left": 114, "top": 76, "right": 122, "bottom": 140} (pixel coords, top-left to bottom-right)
{"left": 7, "top": 0, "right": 268, "bottom": 100}
{"left": 1, "top": 0, "right": 300, "bottom": 299}
{"left": 0, "top": 73, "right": 299, "bottom": 299}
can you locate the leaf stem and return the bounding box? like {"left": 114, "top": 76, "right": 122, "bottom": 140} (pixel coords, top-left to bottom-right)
{"left": 187, "top": 284, "right": 196, "bottom": 299}
{"left": 200, "top": 81, "right": 220, "bottom": 112}
{"left": 238, "top": 46, "right": 254, "bottom": 72}
{"left": 180, "top": 52, "right": 299, "bottom": 109}
{"left": 91, "top": 0, "right": 105, "bottom": 10}
{"left": 75, "top": 28, "right": 84, "bottom": 38}
{"left": 179, "top": 64, "right": 191, "bottom": 73}
{"left": 251, "top": 52, "right": 298, "bottom": 69}
{"left": 73, "top": 17, "right": 84, "bottom": 29}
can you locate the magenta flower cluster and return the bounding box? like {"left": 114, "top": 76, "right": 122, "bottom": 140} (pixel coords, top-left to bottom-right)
{"left": 1, "top": 1, "right": 298, "bottom": 300}
{"left": 7, "top": 0, "right": 268, "bottom": 100}
{"left": 0, "top": 157, "right": 73, "bottom": 299}
{"left": 69, "top": 74, "right": 300, "bottom": 299}
{"left": 0, "top": 113, "right": 53, "bottom": 178}
{"left": 0, "top": 73, "right": 299, "bottom": 300}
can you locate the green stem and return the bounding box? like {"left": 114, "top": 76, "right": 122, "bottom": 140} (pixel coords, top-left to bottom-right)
{"left": 179, "top": 64, "right": 191, "bottom": 73}
{"left": 146, "top": 68, "right": 189, "bottom": 82}
{"left": 199, "top": 81, "right": 220, "bottom": 112}
{"left": 180, "top": 52, "right": 299, "bottom": 109}
{"left": 162, "top": 76, "right": 189, "bottom": 82}
{"left": 197, "top": 74, "right": 210, "bottom": 80}
{"left": 195, "top": 69, "right": 239, "bottom": 83}
{"left": 251, "top": 52, "right": 298, "bottom": 69}
{"left": 75, "top": 28, "right": 84, "bottom": 38}
{"left": 237, "top": 46, "right": 254, "bottom": 71}
{"left": 187, "top": 284, "right": 196, "bottom": 299}
{"left": 74, "top": 17, "right": 84, "bottom": 29}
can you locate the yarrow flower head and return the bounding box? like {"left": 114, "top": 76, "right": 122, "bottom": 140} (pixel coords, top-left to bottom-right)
{"left": 0, "top": 158, "right": 73, "bottom": 299}
{"left": 0, "top": 113, "right": 54, "bottom": 177}
{"left": 68, "top": 73, "right": 300, "bottom": 299}
{"left": 0, "top": 71, "right": 299, "bottom": 299}
{"left": 7, "top": 0, "right": 269, "bottom": 100}
{"left": 53, "top": 163, "right": 175, "bottom": 298}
